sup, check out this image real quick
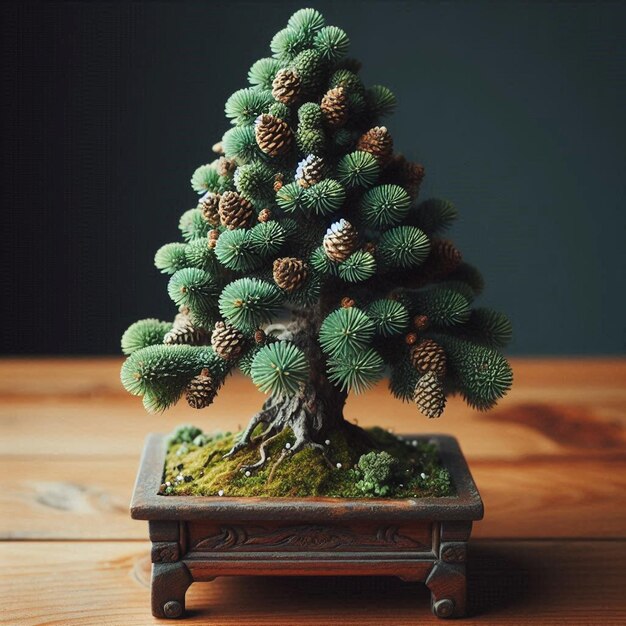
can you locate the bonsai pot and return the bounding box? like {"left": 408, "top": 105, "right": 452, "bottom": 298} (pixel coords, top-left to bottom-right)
{"left": 130, "top": 433, "right": 483, "bottom": 620}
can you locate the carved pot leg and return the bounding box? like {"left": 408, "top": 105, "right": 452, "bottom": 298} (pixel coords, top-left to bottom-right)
{"left": 151, "top": 561, "right": 193, "bottom": 619}
{"left": 426, "top": 560, "right": 467, "bottom": 618}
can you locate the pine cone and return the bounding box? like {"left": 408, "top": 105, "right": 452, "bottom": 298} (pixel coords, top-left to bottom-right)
{"left": 431, "top": 239, "right": 462, "bottom": 276}
{"left": 185, "top": 368, "right": 218, "bottom": 409}
{"left": 208, "top": 229, "right": 219, "bottom": 249}
{"left": 211, "top": 321, "right": 245, "bottom": 360}
{"left": 413, "top": 315, "right": 429, "bottom": 331}
{"left": 413, "top": 372, "right": 446, "bottom": 418}
{"left": 271, "top": 68, "right": 301, "bottom": 105}
{"left": 295, "top": 155, "right": 325, "bottom": 188}
{"left": 405, "top": 332, "right": 418, "bottom": 346}
{"left": 198, "top": 191, "right": 221, "bottom": 226}
{"left": 320, "top": 86, "right": 348, "bottom": 128}
{"left": 273, "top": 173, "right": 284, "bottom": 192}
{"left": 218, "top": 191, "right": 254, "bottom": 229}
{"left": 258, "top": 208, "right": 272, "bottom": 223}
{"left": 384, "top": 154, "right": 425, "bottom": 197}
{"left": 410, "top": 339, "right": 447, "bottom": 377}
{"left": 217, "top": 156, "right": 237, "bottom": 177}
{"left": 255, "top": 114, "right": 293, "bottom": 157}
{"left": 340, "top": 296, "right": 355, "bottom": 308}
{"left": 272, "top": 257, "right": 309, "bottom": 292}
{"left": 254, "top": 329, "right": 266, "bottom": 344}
{"left": 323, "top": 219, "right": 358, "bottom": 263}
{"left": 357, "top": 126, "right": 393, "bottom": 167}
{"left": 164, "top": 311, "right": 208, "bottom": 346}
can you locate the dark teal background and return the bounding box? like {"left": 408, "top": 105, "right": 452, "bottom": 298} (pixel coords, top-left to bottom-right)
{"left": 2, "top": 1, "right": 625, "bottom": 354}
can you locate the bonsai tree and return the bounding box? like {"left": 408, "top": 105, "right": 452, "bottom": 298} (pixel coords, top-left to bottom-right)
{"left": 121, "top": 8, "right": 512, "bottom": 472}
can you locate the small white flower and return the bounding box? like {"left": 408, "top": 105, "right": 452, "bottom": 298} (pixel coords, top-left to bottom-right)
{"left": 325, "top": 439, "right": 331, "bottom": 445}
{"left": 245, "top": 470, "right": 251, "bottom": 477}
{"left": 336, "top": 462, "right": 342, "bottom": 469}
{"left": 285, "top": 442, "right": 291, "bottom": 449}
{"left": 420, "top": 472, "right": 427, "bottom": 479}
{"left": 412, "top": 440, "right": 418, "bottom": 447}
{"left": 399, "top": 483, "right": 404, "bottom": 488}
{"left": 218, "top": 489, "right": 224, "bottom": 496}
{"left": 165, "top": 481, "right": 171, "bottom": 487}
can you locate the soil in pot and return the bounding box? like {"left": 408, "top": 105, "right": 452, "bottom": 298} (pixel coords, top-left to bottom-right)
{"left": 160, "top": 424, "right": 453, "bottom": 498}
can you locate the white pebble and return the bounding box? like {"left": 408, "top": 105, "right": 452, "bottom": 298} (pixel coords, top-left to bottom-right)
{"left": 285, "top": 443, "right": 291, "bottom": 449}
{"left": 420, "top": 472, "right": 427, "bottom": 479}
{"left": 412, "top": 440, "right": 418, "bottom": 447}
{"left": 399, "top": 483, "right": 404, "bottom": 488}
{"left": 165, "top": 481, "right": 171, "bottom": 487}
{"left": 336, "top": 462, "right": 342, "bottom": 469}
{"left": 325, "top": 439, "right": 331, "bottom": 445}
{"left": 218, "top": 489, "right": 224, "bottom": 496}
{"left": 245, "top": 470, "right": 251, "bottom": 477}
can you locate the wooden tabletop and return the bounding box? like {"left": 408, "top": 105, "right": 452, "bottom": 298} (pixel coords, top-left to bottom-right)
{"left": 1, "top": 357, "right": 625, "bottom": 625}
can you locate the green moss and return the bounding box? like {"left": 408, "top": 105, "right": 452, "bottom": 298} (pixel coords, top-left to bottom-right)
{"left": 160, "top": 425, "right": 453, "bottom": 498}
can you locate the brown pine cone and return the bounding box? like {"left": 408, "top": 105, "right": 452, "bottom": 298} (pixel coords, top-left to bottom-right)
{"left": 198, "top": 191, "right": 221, "bottom": 226}
{"left": 320, "top": 86, "right": 348, "bottom": 128}
{"left": 218, "top": 191, "right": 254, "bottom": 229}
{"left": 258, "top": 208, "right": 272, "bottom": 223}
{"left": 340, "top": 296, "right": 355, "bottom": 308}
{"left": 273, "top": 172, "right": 284, "bottom": 192}
{"left": 271, "top": 68, "right": 301, "bottom": 105}
{"left": 431, "top": 239, "right": 462, "bottom": 276}
{"left": 272, "top": 257, "right": 309, "bottom": 292}
{"left": 164, "top": 311, "right": 208, "bottom": 346}
{"left": 255, "top": 114, "right": 293, "bottom": 157}
{"left": 357, "top": 126, "right": 393, "bottom": 167}
{"left": 295, "top": 155, "right": 325, "bottom": 188}
{"left": 362, "top": 242, "right": 376, "bottom": 255}
{"left": 384, "top": 154, "right": 425, "bottom": 198}
{"left": 185, "top": 368, "right": 218, "bottom": 409}
{"left": 254, "top": 329, "right": 266, "bottom": 344}
{"left": 207, "top": 229, "right": 219, "bottom": 249}
{"left": 413, "top": 315, "right": 429, "bottom": 331}
{"left": 413, "top": 372, "right": 446, "bottom": 418}
{"left": 211, "top": 321, "right": 245, "bottom": 360}
{"left": 405, "top": 332, "right": 418, "bottom": 346}
{"left": 216, "top": 156, "right": 237, "bottom": 177}
{"left": 323, "top": 219, "right": 358, "bottom": 263}
{"left": 410, "top": 339, "right": 447, "bottom": 377}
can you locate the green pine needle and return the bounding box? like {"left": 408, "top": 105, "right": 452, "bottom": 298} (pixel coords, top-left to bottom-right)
{"left": 412, "top": 288, "right": 471, "bottom": 327}
{"left": 378, "top": 226, "right": 430, "bottom": 268}
{"left": 287, "top": 8, "right": 325, "bottom": 37}
{"left": 248, "top": 57, "right": 281, "bottom": 89}
{"left": 185, "top": 238, "right": 218, "bottom": 272}
{"left": 366, "top": 85, "right": 396, "bottom": 118}
{"left": 412, "top": 198, "right": 458, "bottom": 235}
{"left": 225, "top": 88, "right": 273, "bottom": 126}
{"left": 222, "top": 125, "right": 261, "bottom": 164}
{"left": 179, "top": 208, "right": 210, "bottom": 242}
{"left": 218, "top": 277, "right": 282, "bottom": 331}
{"left": 167, "top": 267, "right": 216, "bottom": 309}
{"left": 121, "top": 319, "right": 173, "bottom": 355}
{"left": 276, "top": 181, "right": 306, "bottom": 213}
{"left": 338, "top": 250, "right": 377, "bottom": 282}
{"left": 309, "top": 246, "right": 336, "bottom": 275}
{"left": 154, "top": 242, "right": 188, "bottom": 274}
{"left": 318, "top": 307, "right": 376, "bottom": 358}
{"left": 270, "top": 27, "right": 311, "bottom": 63}
{"left": 461, "top": 308, "right": 513, "bottom": 349}
{"left": 336, "top": 151, "right": 380, "bottom": 189}
{"left": 251, "top": 341, "right": 309, "bottom": 396}
{"left": 248, "top": 221, "right": 287, "bottom": 258}
{"left": 234, "top": 161, "right": 275, "bottom": 204}
{"left": 303, "top": 179, "right": 346, "bottom": 215}
{"left": 214, "top": 229, "right": 260, "bottom": 272}
{"left": 190, "top": 163, "right": 220, "bottom": 194}
{"left": 313, "top": 26, "right": 349, "bottom": 63}
{"left": 365, "top": 299, "right": 410, "bottom": 337}
{"left": 360, "top": 184, "right": 411, "bottom": 228}
{"left": 327, "top": 348, "right": 385, "bottom": 394}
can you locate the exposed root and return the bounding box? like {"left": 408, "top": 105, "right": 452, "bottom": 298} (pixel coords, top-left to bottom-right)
{"left": 223, "top": 397, "right": 280, "bottom": 458}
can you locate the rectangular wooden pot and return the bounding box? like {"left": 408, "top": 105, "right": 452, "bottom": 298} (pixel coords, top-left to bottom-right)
{"left": 131, "top": 433, "right": 483, "bottom": 620}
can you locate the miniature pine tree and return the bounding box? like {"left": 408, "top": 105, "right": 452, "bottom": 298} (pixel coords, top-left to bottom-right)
{"left": 121, "top": 8, "right": 513, "bottom": 466}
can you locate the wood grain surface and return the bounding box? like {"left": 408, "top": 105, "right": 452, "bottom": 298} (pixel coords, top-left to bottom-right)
{"left": 0, "top": 357, "right": 625, "bottom": 623}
